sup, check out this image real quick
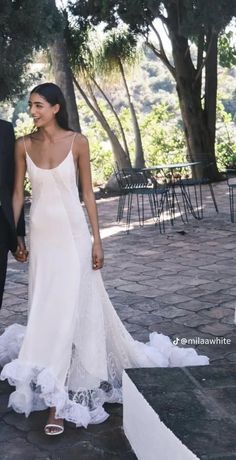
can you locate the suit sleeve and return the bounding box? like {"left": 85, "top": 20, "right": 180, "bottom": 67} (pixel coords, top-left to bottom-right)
{"left": 17, "top": 209, "right": 25, "bottom": 236}
{"left": 7, "top": 123, "right": 15, "bottom": 193}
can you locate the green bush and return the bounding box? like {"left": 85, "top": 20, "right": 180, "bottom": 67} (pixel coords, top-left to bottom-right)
{"left": 141, "top": 104, "right": 185, "bottom": 166}
{"left": 216, "top": 138, "right": 236, "bottom": 169}
{"left": 216, "top": 100, "right": 236, "bottom": 170}
{"left": 90, "top": 147, "right": 113, "bottom": 185}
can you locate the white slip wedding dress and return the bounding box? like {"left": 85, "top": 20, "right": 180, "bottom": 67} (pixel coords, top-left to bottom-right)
{"left": 0, "top": 135, "right": 209, "bottom": 427}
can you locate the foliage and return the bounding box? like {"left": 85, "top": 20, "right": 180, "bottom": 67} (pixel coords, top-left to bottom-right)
{"left": 70, "top": 0, "right": 236, "bottom": 181}
{"left": 215, "top": 101, "right": 236, "bottom": 169}
{"left": 216, "top": 139, "right": 236, "bottom": 170}
{"left": 70, "top": 1, "right": 236, "bottom": 38}
{"left": 141, "top": 104, "right": 186, "bottom": 167}
{"left": 90, "top": 147, "right": 113, "bottom": 185}
{"left": 0, "top": 0, "right": 61, "bottom": 101}
{"left": 95, "top": 29, "right": 139, "bottom": 77}
{"left": 77, "top": 101, "right": 114, "bottom": 184}
{"left": 65, "top": 17, "right": 92, "bottom": 74}
{"left": 13, "top": 91, "right": 236, "bottom": 185}
{"left": 81, "top": 101, "right": 186, "bottom": 184}
{"left": 11, "top": 34, "right": 236, "bottom": 186}
{"left": 218, "top": 31, "right": 236, "bottom": 68}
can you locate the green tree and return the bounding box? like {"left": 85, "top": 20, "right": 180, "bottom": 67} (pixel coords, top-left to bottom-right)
{"left": 71, "top": 0, "right": 236, "bottom": 180}
{"left": 96, "top": 30, "right": 145, "bottom": 168}
{"left": 218, "top": 31, "right": 236, "bottom": 68}
{"left": 0, "top": 0, "right": 60, "bottom": 101}
{"left": 66, "top": 24, "right": 132, "bottom": 172}
{"left": 215, "top": 100, "right": 236, "bottom": 170}
{"left": 141, "top": 104, "right": 186, "bottom": 166}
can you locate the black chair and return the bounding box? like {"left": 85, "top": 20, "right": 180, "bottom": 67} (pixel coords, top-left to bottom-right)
{"left": 225, "top": 169, "right": 236, "bottom": 223}
{"left": 161, "top": 172, "right": 190, "bottom": 224}
{"left": 155, "top": 166, "right": 196, "bottom": 224}
{"left": 113, "top": 167, "right": 129, "bottom": 223}
{"left": 115, "top": 167, "right": 170, "bottom": 233}
{"left": 113, "top": 164, "right": 149, "bottom": 223}
{"left": 176, "top": 158, "right": 219, "bottom": 220}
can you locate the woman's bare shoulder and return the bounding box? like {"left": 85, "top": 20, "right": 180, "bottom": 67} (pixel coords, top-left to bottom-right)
{"left": 16, "top": 133, "right": 36, "bottom": 144}
{"left": 74, "top": 133, "right": 89, "bottom": 153}
{"left": 15, "top": 136, "right": 26, "bottom": 152}
{"left": 15, "top": 133, "right": 37, "bottom": 156}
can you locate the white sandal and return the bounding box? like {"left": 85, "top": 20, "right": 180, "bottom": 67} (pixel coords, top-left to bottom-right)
{"left": 44, "top": 423, "right": 64, "bottom": 436}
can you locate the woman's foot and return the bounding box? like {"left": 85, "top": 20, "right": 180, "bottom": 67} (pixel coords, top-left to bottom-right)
{"left": 44, "top": 407, "right": 64, "bottom": 436}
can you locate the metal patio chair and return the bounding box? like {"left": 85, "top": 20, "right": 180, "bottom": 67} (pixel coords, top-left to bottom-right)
{"left": 115, "top": 167, "right": 170, "bottom": 233}
{"left": 114, "top": 167, "right": 129, "bottom": 223}
{"left": 175, "top": 158, "right": 219, "bottom": 220}
{"left": 225, "top": 169, "right": 236, "bottom": 223}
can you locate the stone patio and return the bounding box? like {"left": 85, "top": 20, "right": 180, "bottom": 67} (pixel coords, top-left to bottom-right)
{"left": 0, "top": 180, "right": 236, "bottom": 459}
{"left": 123, "top": 365, "right": 236, "bottom": 460}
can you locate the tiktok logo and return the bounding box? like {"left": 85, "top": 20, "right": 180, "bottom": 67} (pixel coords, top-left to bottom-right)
{"left": 172, "top": 337, "right": 179, "bottom": 345}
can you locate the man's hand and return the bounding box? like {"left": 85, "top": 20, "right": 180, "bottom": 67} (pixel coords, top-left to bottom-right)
{"left": 13, "top": 236, "right": 28, "bottom": 262}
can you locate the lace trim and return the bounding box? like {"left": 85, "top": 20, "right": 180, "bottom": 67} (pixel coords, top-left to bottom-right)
{"left": 0, "top": 359, "right": 121, "bottom": 426}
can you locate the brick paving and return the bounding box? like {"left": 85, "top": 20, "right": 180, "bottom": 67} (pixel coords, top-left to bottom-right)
{"left": 0, "top": 180, "right": 236, "bottom": 459}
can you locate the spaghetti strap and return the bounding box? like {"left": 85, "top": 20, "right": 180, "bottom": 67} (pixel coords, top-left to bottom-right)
{"left": 23, "top": 136, "right": 27, "bottom": 154}
{"left": 70, "top": 132, "right": 78, "bottom": 152}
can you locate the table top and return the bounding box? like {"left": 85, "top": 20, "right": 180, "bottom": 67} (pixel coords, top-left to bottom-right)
{"left": 142, "top": 161, "right": 201, "bottom": 171}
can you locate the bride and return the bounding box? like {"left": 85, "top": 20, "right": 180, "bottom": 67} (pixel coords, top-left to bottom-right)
{"left": 0, "top": 83, "right": 208, "bottom": 436}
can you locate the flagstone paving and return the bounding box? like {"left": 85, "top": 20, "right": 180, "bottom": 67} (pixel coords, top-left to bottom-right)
{"left": 0, "top": 180, "right": 236, "bottom": 459}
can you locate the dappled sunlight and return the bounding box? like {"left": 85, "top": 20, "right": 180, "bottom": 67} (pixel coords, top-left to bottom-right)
{"left": 96, "top": 180, "right": 234, "bottom": 240}
{"left": 100, "top": 225, "right": 127, "bottom": 239}
{"left": 99, "top": 209, "right": 181, "bottom": 239}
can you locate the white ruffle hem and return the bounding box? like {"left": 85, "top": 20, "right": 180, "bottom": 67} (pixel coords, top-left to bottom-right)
{"left": 0, "top": 324, "right": 209, "bottom": 427}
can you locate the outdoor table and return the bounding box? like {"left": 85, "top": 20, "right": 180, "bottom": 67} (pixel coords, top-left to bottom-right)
{"left": 142, "top": 161, "right": 201, "bottom": 173}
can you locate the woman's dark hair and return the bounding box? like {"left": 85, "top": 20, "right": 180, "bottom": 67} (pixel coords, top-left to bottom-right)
{"left": 30, "top": 83, "right": 71, "bottom": 131}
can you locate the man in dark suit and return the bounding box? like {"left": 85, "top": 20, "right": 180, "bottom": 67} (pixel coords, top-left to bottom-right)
{"left": 0, "top": 119, "right": 27, "bottom": 309}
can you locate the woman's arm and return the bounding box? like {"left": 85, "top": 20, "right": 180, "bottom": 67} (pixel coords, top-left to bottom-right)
{"left": 13, "top": 138, "right": 26, "bottom": 226}
{"left": 12, "top": 138, "right": 27, "bottom": 262}
{"left": 76, "top": 135, "right": 104, "bottom": 270}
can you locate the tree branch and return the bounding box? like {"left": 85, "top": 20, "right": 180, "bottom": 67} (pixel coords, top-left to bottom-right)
{"left": 194, "top": 28, "right": 215, "bottom": 85}
{"left": 145, "top": 40, "right": 176, "bottom": 79}
{"left": 146, "top": 0, "right": 168, "bottom": 25}
{"left": 192, "top": 31, "right": 205, "bottom": 92}
{"left": 196, "top": 31, "right": 204, "bottom": 71}
{"left": 149, "top": 22, "right": 167, "bottom": 58}
{"left": 91, "top": 76, "right": 130, "bottom": 156}
{"left": 141, "top": 16, "right": 176, "bottom": 79}
{"left": 86, "top": 77, "right": 109, "bottom": 124}
{"left": 73, "top": 74, "right": 131, "bottom": 168}
{"left": 73, "top": 73, "right": 112, "bottom": 130}
{"left": 73, "top": 74, "right": 101, "bottom": 120}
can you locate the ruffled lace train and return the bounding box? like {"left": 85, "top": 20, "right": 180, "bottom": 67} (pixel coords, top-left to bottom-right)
{"left": 0, "top": 324, "right": 209, "bottom": 427}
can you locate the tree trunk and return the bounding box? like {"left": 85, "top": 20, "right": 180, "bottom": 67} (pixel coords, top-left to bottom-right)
{"left": 165, "top": 2, "right": 220, "bottom": 181}
{"left": 205, "top": 29, "right": 218, "bottom": 155}
{"left": 50, "top": 37, "right": 81, "bottom": 132}
{"left": 73, "top": 75, "right": 131, "bottom": 170}
{"left": 118, "top": 60, "right": 145, "bottom": 169}
{"left": 91, "top": 76, "right": 130, "bottom": 157}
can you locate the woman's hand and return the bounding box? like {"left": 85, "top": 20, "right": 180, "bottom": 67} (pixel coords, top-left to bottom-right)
{"left": 13, "top": 246, "right": 28, "bottom": 262}
{"left": 13, "top": 237, "right": 28, "bottom": 263}
{"left": 92, "top": 241, "right": 104, "bottom": 270}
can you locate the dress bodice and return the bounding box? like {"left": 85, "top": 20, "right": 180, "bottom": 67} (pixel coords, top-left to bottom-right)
{"left": 26, "top": 150, "right": 79, "bottom": 202}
